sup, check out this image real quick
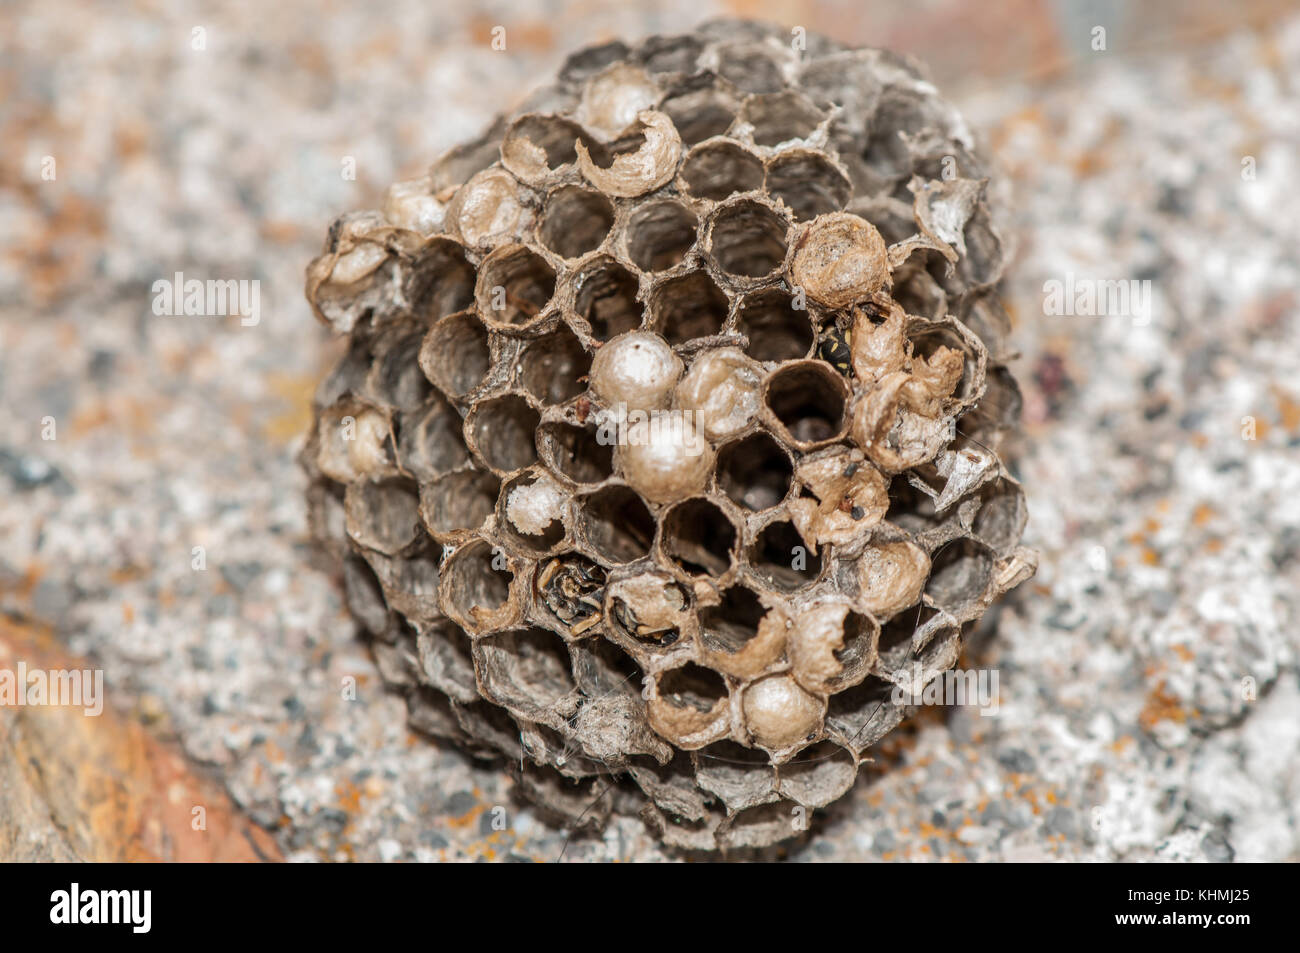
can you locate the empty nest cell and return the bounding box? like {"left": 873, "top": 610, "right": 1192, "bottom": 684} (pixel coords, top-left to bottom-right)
{"left": 763, "top": 361, "right": 848, "bottom": 448}
{"left": 439, "top": 538, "right": 515, "bottom": 631}
{"left": 344, "top": 478, "right": 421, "bottom": 556}
{"left": 924, "top": 538, "right": 994, "bottom": 611}
{"left": 470, "top": 395, "right": 541, "bottom": 473}
{"left": 735, "top": 288, "right": 814, "bottom": 361}
{"left": 717, "top": 431, "right": 793, "bottom": 511}
{"left": 657, "top": 662, "right": 728, "bottom": 714}
{"left": 571, "top": 256, "right": 643, "bottom": 340}
{"left": 659, "top": 81, "right": 738, "bottom": 145}
{"left": 538, "top": 420, "right": 614, "bottom": 485}
{"left": 420, "top": 469, "right": 501, "bottom": 540}
{"left": 475, "top": 245, "right": 557, "bottom": 329}
{"left": 765, "top": 150, "right": 852, "bottom": 220}
{"left": 538, "top": 185, "right": 615, "bottom": 259}
{"left": 475, "top": 626, "right": 576, "bottom": 719}
{"left": 747, "top": 519, "right": 822, "bottom": 591}
{"left": 741, "top": 90, "right": 826, "bottom": 146}
{"left": 648, "top": 270, "right": 729, "bottom": 344}
{"left": 698, "top": 584, "right": 765, "bottom": 656}
{"left": 406, "top": 238, "right": 477, "bottom": 321}
{"left": 624, "top": 199, "right": 698, "bottom": 272}
{"left": 660, "top": 498, "right": 738, "bottom": 577}
{"left": 576, "top": 484, "right": 655, "bottom": 564}
{"left": 518, "top": 325, "right": 591, "bottom": 405}
{"left": 420, "top": 310, "right": 491, "bottom": 399}
{"left": 397, "top": 395, "right": 470, "bottom": 481}
{"left": 707, "top": 199, "right": 789, "bottom": 278}
{"left": 681, "top": 140, "right": 764, "bottom": 200}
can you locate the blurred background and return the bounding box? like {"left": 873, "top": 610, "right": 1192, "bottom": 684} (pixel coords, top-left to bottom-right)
{"left": 2, "top": 0, "right": 1298, "bottom": 861}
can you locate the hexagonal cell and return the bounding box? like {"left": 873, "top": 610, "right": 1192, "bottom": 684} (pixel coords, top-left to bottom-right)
{"left": 519, "top": 722, "right": 601, "bottom": 776}
{"left": 469, "top": 394, "right": 541, "bottom": 473}
{"left": 342, "top": 554, "right": 389, "bottom": 635}
{"left": 972, "top": 479, "right": 1027, "bottom": 552}
{"left": 419, "top": 469, "right": 500, "bottom": 541}
{"left": 656, "top": 662, "right": 727, "bottom": 714}
{"left": 659, "top": 81, "right": 740, "bottom": 145}
{"left": 453, "top": 698, "right": 524, "bottom": 761}
{"left": 538, "top": 184, "right": 614, "bottom": 259}
{"left": 762, "top": 361, "right": 849, "bottom": 448}
{"left": 681, "top": 140, "right": 764, "bottom": 201}
{"left": 559, "top": 38, "right": 630, "bottom": 82}
{"left": 571, "top": 631, "right": 642, "bottom": 694}
{"left": 718, "top": 801, "right": 800, "bottom": 850}
{"left": 964, "top": 364, "right": 1023, "bottom": 437}
{"left": 624, "top": 199, "right": 698, "bottom": 273}
{"left": 741, "top": 90, "right": 826, "bottom": 146}
{"left": 575, "top": 484, "right": 655, "bottom": 564}
{"left": 405, "top": 237, "right": 477, "bottom": 321}
{"left": 694, "top": 741, "right": 777, "bottom": 811}
{"left": 535, "top": 553, "right": 608, "bottom": 638}
{"left": 698, "top": 584, "right": 765, "bottom": 656}
{"left": 519, "top": 325, "right": 591, "bottom": 405}
{"left": 314, "top": 397, "right": 396, "bottom": 484}
{"left": 397, "top": 395, "right": 469, "bottom": 481}
{"left": 735, "top": 288, "right": 813, "bottom": 362}
{"left": 648, "top": 271, "right": 729, "bottom": 345}
{"left": 344, "top": 478, "right": 421, "bottom": 556}
{"left": 571, "top": 256, "right": 642, "bottom": 341}
{"left": 475, "top": 245, "right": 557, "bottom": 329}
{"left": 824, "top": 675, "right": 902, "bottom": 753}
{"left": 747, "top": 519, "right": 821, "bottom": 591}
{"left": 498, "top": 470, "right": 568, "bottom": 555}
{"left": 315, "top": 335, "right": 372, "bottom": 408}
{"left": 606, "top": 573, "right": 691, "bottom": 649}
{"left": 538, "top": 420, "right": 614, "bottom": 485}
{"left": 707, "top": 200, "right": 789, "bottom": 279}
{"left": 475, "top": 626, "right": 576, "bottom": 723}
{"left": 765, "top": 150, "right": 851, "bottom": 220}
{"left": 717, "top": 431, "right": 792, "bottom": 511}
{"left": 407, "top": 686, "right": 467, "bottom": 743}
{"left": 875, "top": 607, "right": 923, "bottom": 673}
{"left": 637, "top": 34, "right": 705, "bottom": 75}
{"left": 909, "top": 322, "right": 985, "bottom": 405}
{"left": 884, "top": 475, "right": 943, "bottom": 535}
{"left": 500, "top": 114, "right": 591, "bottom": 182}
{"left": 714, "top": 43, "right": 786, "bottom": 94}
{"left": 439, "top": 538, "right": 517, "bottom": 633}
{"left": 660, "top": 498, "right": 738, "bottom": 577}
{"left": 419, "top": 310, "right": 491, "bottom": 399}
{"left": 368, "top": 547, "right": 442, "bottom": 623}
{"left": 366, "top": 329, "right": 431, "bottom": 412}
{"left": 777, "top": 741, "right": 857, "bottom": 808}
{"left": 628, "top": 753, "right": 710, "bottom": 822}
{"left": 924, "top": 539, "right": 994, "bottom": 612}
{"left": 812, "top": 610, "right": 878, "bottom": 694}
{"left": 416, "top": 621, "right": 478, "bottom": 704}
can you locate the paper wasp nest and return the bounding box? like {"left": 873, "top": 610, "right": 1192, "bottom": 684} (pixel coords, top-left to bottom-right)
{"left": 302, "top": 19, "right": 1036, "bottom": 851}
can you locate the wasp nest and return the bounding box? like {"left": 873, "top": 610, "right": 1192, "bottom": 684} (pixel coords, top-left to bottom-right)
{"left": 302, "top": 19, "right": 1036, "bottom": 851}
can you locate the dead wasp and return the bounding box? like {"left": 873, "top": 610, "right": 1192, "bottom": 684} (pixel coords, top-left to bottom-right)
{"left": 817, "top": 321, "right": 853, "bottom": 376}
{"left": 536, "top": 556, "right": 606, "bottom": 635}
